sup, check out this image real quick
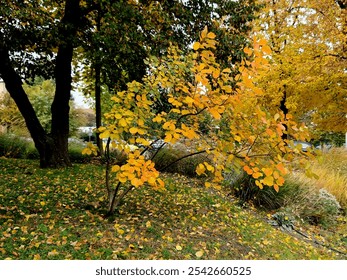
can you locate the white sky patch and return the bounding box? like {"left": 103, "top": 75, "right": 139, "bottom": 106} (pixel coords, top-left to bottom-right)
{"left": 71, "top": 91, "right": 93, "bottom": 109}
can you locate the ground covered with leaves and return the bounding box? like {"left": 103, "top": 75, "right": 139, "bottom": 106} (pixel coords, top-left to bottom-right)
{"left": 0, "top": 158, "right": 346, "bottom": 260}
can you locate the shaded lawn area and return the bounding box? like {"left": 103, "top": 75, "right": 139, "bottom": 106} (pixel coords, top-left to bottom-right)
{"left": 0, "top": 158, "right": 345, "bottom": 260}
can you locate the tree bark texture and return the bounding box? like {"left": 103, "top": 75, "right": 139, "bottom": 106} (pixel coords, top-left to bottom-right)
{"left": 0, "top": 0, "right": 83, "bottom": 167}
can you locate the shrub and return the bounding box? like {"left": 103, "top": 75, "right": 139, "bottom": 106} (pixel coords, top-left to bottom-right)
{"left": 293, "top": 148, "right": 347, "bottom": 209}
{"left": 0, "top": 133, "right": 94, "bottom": 163}
{"left": 225, "top": 172, "right": 296, "bottom": 210}
{"left": 285, "top": 184, "right": 342, "bottom": 227}
{"left": 0, "top": 134, "right": 29, "bottom": 158}
{"left": 151, "top": 145, "right": 210, "bottom": 177}
{"left": 227, "top": 172, "right": 342, "bottom": 227}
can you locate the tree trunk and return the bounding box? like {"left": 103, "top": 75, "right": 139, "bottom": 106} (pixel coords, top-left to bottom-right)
{"left": 95, "top": 9, "right": 103, "bottom": 155}
{"left": 95, "top": 61, "right": 103, "bottom": 155}
{"left": 0, "top": 0, "right": 82, "bottom": 168}
{"left": 280, "top": 85, "right": 289, "bottom": 140}
{"left": 0, "top": 47, "right": 61, "bottom": 167}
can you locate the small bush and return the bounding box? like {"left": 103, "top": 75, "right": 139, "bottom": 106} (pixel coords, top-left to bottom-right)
{"left": 227, "top": 173, "right": 342, "bottom": 227}
{"left": 151, "top": 145, "right": 210, "bottom": 177}
{"left": 0, "top": 133, "right": 94, "bottom": 163}
{"left": 292, "top": 148, "right": 347, "bottom": 209}
{"left": 285, "top": 183, "right": 342, "bottom": 227}
{"left": 0, "top": 134, "right": 29, "bottom": 158}
{"left": 226, "top": 172, "right": 295, "bottom": 210}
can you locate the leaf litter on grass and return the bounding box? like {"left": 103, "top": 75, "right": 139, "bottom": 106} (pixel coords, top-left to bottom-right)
{"left": 0, "top": 158, "right": 345, "bottom": 260}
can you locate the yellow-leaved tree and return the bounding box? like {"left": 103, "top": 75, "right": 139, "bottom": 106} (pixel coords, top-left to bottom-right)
{"left": 254, "top": 0, "right": 347, "bottom": 142}
{"left": 83, "top": 27, "right": 311, "bottom": 216}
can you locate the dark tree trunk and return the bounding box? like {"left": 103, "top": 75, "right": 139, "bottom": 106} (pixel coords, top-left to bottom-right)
{"left": 0, "top": 47, "right": 57, "bottom": 167}
{"left": 95, "top": 9, "right": 103, "bottom": 155}
{"left": 95, "top": 62, "right": 103, "bottom": 155}
{"left": 0, "top": 0, "right": 83, "bottom": 168}
{"left": 50, "top": 0, "right": 83, "bottom": 167}
{"left": 280, "top": 85, "right": 289, "bottom": 140}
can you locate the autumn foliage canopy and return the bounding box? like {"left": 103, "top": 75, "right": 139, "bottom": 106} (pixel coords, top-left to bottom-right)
{"left": 83, "top": 28, "right": 311, "bottom": 213}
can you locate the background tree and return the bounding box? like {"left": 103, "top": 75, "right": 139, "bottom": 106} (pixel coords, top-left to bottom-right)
{"left": 0, "top": 91, "right": 25, "bottom": 134}
{"left": 254, "top": 0, "right": 347, "bottom": 143}
{"left": 0, "top": 0, "right": 89, "bottom": 167}
{"left": 78, "top": 0, "right": 261, "bottom": 153}
{"left": 0, "top": 0, "right": 260, "bottom": 167}
{"left": 0, "top": 78, "right": 83, "bottom": 137}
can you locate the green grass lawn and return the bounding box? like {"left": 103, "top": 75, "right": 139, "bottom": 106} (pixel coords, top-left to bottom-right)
{"left": 0, "top": 158, "right": 346, "bottom": 260}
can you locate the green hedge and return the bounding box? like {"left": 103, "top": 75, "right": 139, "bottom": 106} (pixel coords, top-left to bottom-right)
{"left": 0, "top": 134, "right": 92, "bottom": 163}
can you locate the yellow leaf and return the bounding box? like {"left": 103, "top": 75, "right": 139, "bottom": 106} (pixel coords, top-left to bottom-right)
{"left": 164, "top": 132, "right": 173, "bottom": 143}
{"left": 40, "top": 201, "right": 46, "bottom": 206}
{"left": 244, "top": 47, "right": 253, "bottom": 56}
{"left": 262, "top": 45, "right": 272, "bottom": 55}
{"left": 276, "top": 176, "right": 285, "bottom": 186}
{"left": 153, "top": 115, "right": 164, "bottom": 123}
{"left": 243, "top": 165, "right": 253, "bottom": 175}
{"left": 131, "top": 178, "right": 142, "bottom": 187}
{"left": 115, "top": 113, "right": 122, "bottom": 119}
{"left": 255, "top": 180, "right": 263, "bottom": 189}
{"left": 119, "top": 119, "right": 127, "bottom": 127}
{"left": 196, "top": 163, "right": 206, "bottom": 175}
{"left": 111, "top": 165, "right": 120, "bottom": 172}
{"left": 262, "top": 167, "right": 273, "bottom": 177}
{"left": 258, "top": 38, "right": 267, "bottom": 46}
{"left": 157, "top": 178, "right": 165, "bottom": 189}
{"left": 209, "top": 107, "right": 221, "bottom": 119}
{"left": 136, "top": 138, "right": 150, "bottom": 146}
{"left": 252, "top": 172, "right": 262, "bottom": 179}
{"left": 174, "top": 245, "right": 182, "bottom": 251}
{"left": 204, "top": 162, "right": 214, "bottom": 172}
{"left": 195, "top": 250, "right": 204, "bottom": 258}
{"left": 129, "top": 127, "right": 138, "bottom": 134}
{"left": 207, "top": 32, "right": 216, "bottom": 39}
{"left": 146, "top": 221, "right": 151, "bottom": 228}
{"left": 118, "top": 175, "right": 127, "bottom": 183}
{"left": 47, "top": 250, "right": 59, "bottom": 257}
{"left": 81, "top": 148, "right": 91, "bottom": 155}
{"left": 205, "top": 182, "right": 211, "bottom": 188}
{"left": 276, "top": 163, "right": 287, "bottom": 175}
{"left": 137, "top": 119, "right": 144, "bottom": 126}
{"left": 266, "top": 128, "right": 274, "bottom": 136}
{"left": 200, "top": 26, "right": 208, "bottom": 39}
{"left": 99, "top": 130, "right": 110, "bottom": 139}
{"left": 212, "top": 68, "right": 220, "bottom": 79}
{"left": 184, "top": 96, "right": 194, "bottom": 104}
{"left": 193, "top": 42, "right": 201, "bottom": 50}
{"left": 262, "top": 176, "right": 274, "bottom": 186}
{"left": 171, "top": 108, "right": 181, "bottom": 113}
{"left": 234, "top": 135, "right": 241, "bottom": 142}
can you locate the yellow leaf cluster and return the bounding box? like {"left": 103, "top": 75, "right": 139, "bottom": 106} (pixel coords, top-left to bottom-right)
{"left": 111, "top": 151, "right": 164, "bottom": 190}
{"left": 82, "top": 142, "right": 98, "bottom": 156}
